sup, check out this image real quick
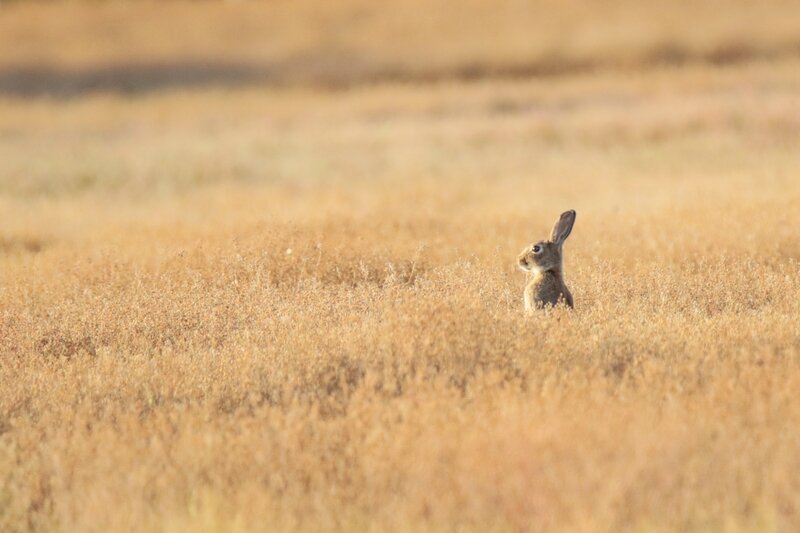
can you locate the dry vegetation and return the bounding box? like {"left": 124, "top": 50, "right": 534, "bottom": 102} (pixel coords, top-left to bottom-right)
{"left": 2, "top": 1, "right": 800, "bottom": 532}
{"left": 4, "top": 0, "right": 800, "bottom": 94}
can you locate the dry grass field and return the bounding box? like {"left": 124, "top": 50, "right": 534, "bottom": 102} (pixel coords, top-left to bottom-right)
{"left": 2, "top": 1, "right": 800, "bottom": 532}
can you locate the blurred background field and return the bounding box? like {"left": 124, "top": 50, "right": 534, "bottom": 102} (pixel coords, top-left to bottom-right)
{"left": 3, "top": 0, "right": 800, "bottom": 95}
{"left": 1, "top": 1, "right": 800, "bottom": 532}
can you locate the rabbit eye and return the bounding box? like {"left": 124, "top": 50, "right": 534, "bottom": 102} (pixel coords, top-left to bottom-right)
{"left": 532, "top": 245, "right": 541, "bottom": 253}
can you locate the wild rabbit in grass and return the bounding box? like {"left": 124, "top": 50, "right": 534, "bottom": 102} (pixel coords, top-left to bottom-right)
{"left": 517, "top": 210, "right": 576, "bottom": 312}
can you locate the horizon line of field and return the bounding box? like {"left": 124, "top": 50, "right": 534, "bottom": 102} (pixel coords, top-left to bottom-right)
{"left": 2, "top": 39, "right": 800, "bottom": 98}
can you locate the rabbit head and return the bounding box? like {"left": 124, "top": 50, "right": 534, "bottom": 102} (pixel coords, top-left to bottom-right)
{"left": 517, "top": 210, "right": 576, "bottom": 275}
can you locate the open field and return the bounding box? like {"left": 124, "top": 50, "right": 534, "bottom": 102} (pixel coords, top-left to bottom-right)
{"left": 4, "top": 0, "right": 800, "bottom": 95}
{"left": 2, "top": 1, "right": 800, "bottom": 532}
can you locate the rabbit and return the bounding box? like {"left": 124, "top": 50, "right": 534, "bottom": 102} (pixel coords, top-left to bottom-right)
{"left": 517, "top": 210, "right": 576, "bottom": 311}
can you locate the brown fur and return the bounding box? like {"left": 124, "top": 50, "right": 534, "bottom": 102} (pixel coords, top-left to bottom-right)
{"left": 517, "top": 210, "right": 576, "bottom": 312}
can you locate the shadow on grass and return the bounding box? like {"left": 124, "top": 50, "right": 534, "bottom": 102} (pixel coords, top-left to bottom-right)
{"left": 0, "top": 61, "right": 274, "bottom": 98}
{"left": 1, "top": 41, "right": 799, "bottom": 98}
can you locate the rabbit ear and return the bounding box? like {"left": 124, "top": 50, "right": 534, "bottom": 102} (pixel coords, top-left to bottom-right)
{"left": 551, "top": 210, "right": 576, "bottom": 246}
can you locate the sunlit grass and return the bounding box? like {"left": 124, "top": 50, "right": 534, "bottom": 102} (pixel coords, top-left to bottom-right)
{"left": 2, "top": 2, "right": 800, "bottom": 532}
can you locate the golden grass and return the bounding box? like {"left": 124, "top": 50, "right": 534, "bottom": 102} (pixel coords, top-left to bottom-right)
{"left": 3, "top": 0, "right": 800, "bottom": 90}
{"left": 3, "top": 1, "right": 800, "bottom": 532}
